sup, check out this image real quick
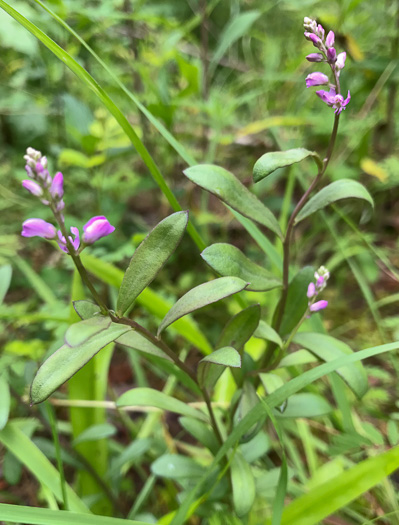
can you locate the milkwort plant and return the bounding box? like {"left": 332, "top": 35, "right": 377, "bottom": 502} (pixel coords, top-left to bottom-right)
{"left": 9, "top": 15, "right": 398, "bottom": 525}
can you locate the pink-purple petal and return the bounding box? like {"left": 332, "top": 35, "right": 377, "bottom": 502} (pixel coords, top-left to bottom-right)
{"left": 21, "top": 219, "right": 56, "bottom": 239}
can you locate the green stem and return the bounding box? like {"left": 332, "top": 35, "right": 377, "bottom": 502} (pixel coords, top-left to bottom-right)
{"left": 46, "top": 403, "right": 68, "bottom": 511}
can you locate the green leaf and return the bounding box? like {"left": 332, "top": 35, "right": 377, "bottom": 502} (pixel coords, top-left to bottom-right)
{"left": 31, "top": 323, "right": 130, "bottom": 404}
{"left": 231, "top": 451, "right": 256, "bottom": 517}
{"left": 278, "top": 266, "right": 315, "bottom": 336}
{"left": 116, "top": 211, "right": 189, "bottom": 316}
{"left": 170, "top": 340, "right": 399, "bottom": 525}
{"left": 275, "top": 445, "right": 399, "bottom": 525}
{"left": 0, "top": 376, "right": 10, "bottom": 430}
{"left": 116, "top": 331, "right": 172, "bottom": 361}
{"left": 218, "top": 304, "right": 261, "bottom": 351}
{"left": 278, "top": 349, "right": 317, "bottom": 367}
{"left": 254, "top": 319, "right": 283, "bottom": 348}
{"left": 0, "top": 503, "right": 149, "bottom": 524}
{"left": 276, "top": 393, "right": 332, "bottom": 418}
{"left": 179, "top": 418, "right": 219, "bottom": 455}
{"left": 0, "top": 423, "right": 89, "bottom": 513}
{"left": 295, "top": 179, "right": 374, "bottom": 224}
{"left": 151, "top": 454, "right": 205, "bottom": 479}
{"left": 73, "top": 423, "right": 117, "bottom": 446}
{"left": 197, "top": 347, "right": 241, "bottom": 389}
{"left": 73, "top": 300, "right": 101, "bottom": 320}
{"left": 80, "top": 253, "right": 213, "bottom": 355}
{"left": 157, "top": 277, "right": 248, "bottom": 335}
{"left": 116, "top": 388, "right": 208, "bottom": 422}
{"left": 293, "top": 332, "right": 368, "bottom": 399}
{"left": 201, "top": 243, "right": 282, "bottom": 292}
{"left": 0, "top": 264, "right": 12, "bottom": 304}
{"left": 183, "top": 165, "right": 282, "bottom": 238}
{"left": 253, "top": 148, "right": 320, "bottom": 183}
{"left": 64, "top": 316, "right": 111, "bottom": 346}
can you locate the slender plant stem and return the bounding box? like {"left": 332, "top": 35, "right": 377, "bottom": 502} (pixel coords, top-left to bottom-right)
{"left": 46, "top": 403, "right": 68, "bottom": 510}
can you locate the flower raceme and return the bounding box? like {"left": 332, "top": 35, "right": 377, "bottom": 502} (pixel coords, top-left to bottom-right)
{"left": 307, "top": 266, "right": 330, "bottom": 314}
{"left": 20, "top": 148, "right": 115, "bottom": 254}
{"left": 304, "top": 17, "right": 350, "bottom": 115}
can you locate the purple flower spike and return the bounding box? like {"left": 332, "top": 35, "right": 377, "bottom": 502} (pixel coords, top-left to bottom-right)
{"left": 327, "top": 47, "right": 336, "bottom": 62}
{"left": 306, "top": 72, "right": 329, "bottom": 88}
{"left": 22, "top": 180, "right": 43, "bottom": 197}
{"left": 82, "top": 216, "right": 115, "bottom": 245}
{"left": 306, "top": 53, "right": 324, "bottom": 62}
{"left": 325, "top": 31, "right": 335, "bottom": 47}
{"left": 21, "top": 218, "right": 56, "bottom": 239}
{"left": 310, "top": 300, "right": 328, "bottom": 312}
{"left": 50, "top": 172, "right": 64, "bottom": 199}
{"left": 307, "top": 282, "right": 316, "bottom": 298}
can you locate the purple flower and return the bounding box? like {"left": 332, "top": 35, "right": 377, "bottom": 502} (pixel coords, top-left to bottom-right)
{"left": 327, "top": 47, "right": 336, "bottom": 62}
{"left": 57, "top": 227, "right": 80, "bottom": 253}
{"left": 307, "top": 282, "right": 316, "bottom": 298}
{"left": 21, "top": 219, "right": 56, "bottom": 239}
{"left": 316, "top": 88, "right": 351, "bottom": 114}
{"left": 316, "top": 275, "right": 325, "bottom": 288}
{"left": 306, "top": 53, "right": 324, "bottom": 62}
{"left": 306, "top": 72, "right": 329, "bottom": 88}
{"left": 325, "top": 31, "right": 335, "bottom": 47}
{"left": 82, "top": 216, "right": 115, "bottom": 244}
{"left": 310, "top": 300, "right": 328, "bottom": 312}
{"left": 50, "top": 172, "right": 64, "bottom": 199}
{"left": 22, "top": 180, "right": 43, "bottom": 197}
{"left": 336, "top": 52, "right": 346, "bottom": 71}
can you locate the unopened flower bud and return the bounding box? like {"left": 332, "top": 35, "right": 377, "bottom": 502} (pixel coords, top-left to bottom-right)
{"left": 50, "top": 172, "right": 64, "bottom": 199}
{"left": 22, "top": 180, "right": 43, "bottom": 197}
{"left": 306, "top": 72, "right": 329, "bottom": 88}
{"left": 82, "top": 216, "right": 115, "bottom": 245}
{"left": 306, "top": 53, "right": 324, "bottom": 62}
{"left": 304, "top": 32, "right": 321, "bottom": 47}
{"left": 327, "top": 47, "right": 336, "bottom": 62}
{"left": 325, "top": 31, "right": 335, "bottom": 47}
{"left": 307, "top": 282, "right": 316, "bottom": 298}
{"left": 316, "top": 24, "right": 325, "bottom": 40}
{"left": 336, "top": 52, "right": 346, "bottom": 70}
{"left": 310, "top": 300, "right": 328, "bottom": 312}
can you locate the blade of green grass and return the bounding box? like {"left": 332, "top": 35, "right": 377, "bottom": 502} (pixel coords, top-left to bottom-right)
{"left": 0, "top": 423, "right": 89, "bottom": 513}
{"left": 0, "top": 504, "right": 149, "bottom": 525}
{"left": 0, "top": 0, "right": 204, "bottom": 251}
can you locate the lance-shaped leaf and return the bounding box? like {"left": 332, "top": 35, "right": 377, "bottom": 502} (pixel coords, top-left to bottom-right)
{"left": 218, "top": 304, "right": 261, "bottom": 351}
{"left": 201, "top": 243, "right": 282, "bottom": 292}
{"left": 293, "top": 332, "right": 368, "bottom": 399}
{"left": 197, "top": 346, "right": 241, "bottom": 389}
{"left": 295, "top": 179, "right": 374, "bottom": 224}
{"left": 73, "top": 300, "right": 101, "bottom": 320}
{"left": 253, "top": 148, "right": 321, "bottom": 183}
{"left": 117, "top": 388, "right": 208, "bottom": 421}
{"left": 183, "top": 164, "right": 282, "bottom": 239}
{"left": 31, "top": 323, "right": 130, "bottom": 404}
{"left": 158, "top": 276, "right": 248, "bottom": 335}
{"left": 64, "top": 316, "right": 111, "bottom": 346}
{"left": 254, "top": 319, "right": 283, "bottom": 348}
{"left": 116, "top": 211, "right": 189, "bottom": 316}
{"left": 0, "top": 376, "right": 10, "bottom": 430}
{"left": 231, "top": 451, "right": 256, "bottom": 517}
{"left": 116, "top": 330, "right": 172, "bottom": 361}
